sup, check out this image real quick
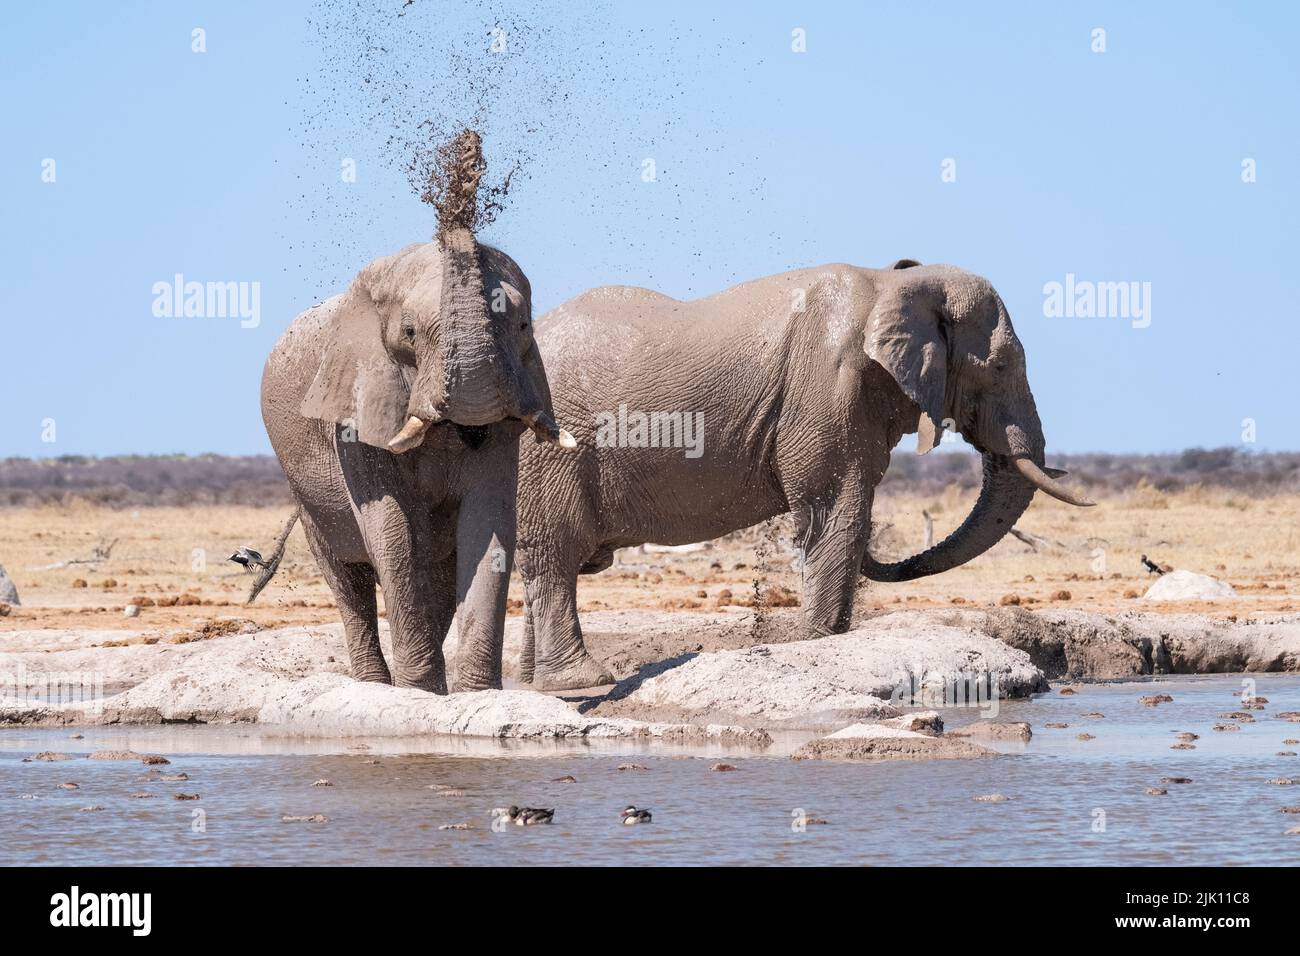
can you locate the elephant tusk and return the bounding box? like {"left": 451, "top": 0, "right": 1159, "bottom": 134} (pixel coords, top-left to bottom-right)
{"left": 1013, "top": 457, "right": 1095, "bottom": 507}
{"left": 387, "top": 416, "right": 432, "bottom": 453}
{"left": 522, "top": 411, "right": 577, "bottom": 451}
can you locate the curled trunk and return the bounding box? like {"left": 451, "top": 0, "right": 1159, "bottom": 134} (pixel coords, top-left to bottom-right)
{"left": 861, "top": 453, "right": 1037, "bottom": 582}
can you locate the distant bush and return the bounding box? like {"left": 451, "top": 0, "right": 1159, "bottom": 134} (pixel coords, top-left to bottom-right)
{"left": 0, "top": 455, "right": 293, "bottom": 508}
{"left": 878, "top": 446, "right": 1300, "bottom": 498}
{"left": 1, "top": 447, "right": 1296, "bottom": 509}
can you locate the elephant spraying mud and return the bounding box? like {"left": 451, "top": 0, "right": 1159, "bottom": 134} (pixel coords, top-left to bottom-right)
{"left": 515, "top": 260, "right": 1093, "bottom": 690}
{"left": 262, "top": 131, "right": 572, "bottom": 693}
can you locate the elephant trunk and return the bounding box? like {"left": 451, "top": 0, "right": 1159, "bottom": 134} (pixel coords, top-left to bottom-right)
{"left": 862, "top": 399, "right": 1091, "bottom": 582}
{"left": 861, "top": 452, "right": 1038, "bottom": 582}
{"left": 435, "top": 223, "right": 512, "bottom": 427}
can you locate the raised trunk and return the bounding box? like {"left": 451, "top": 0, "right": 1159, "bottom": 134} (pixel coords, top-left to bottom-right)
{"left": 435, "top": 225, "right": 511, "bottom": 426}
{"left": 861, "top": 453, "right": 1037, "bottom": 582}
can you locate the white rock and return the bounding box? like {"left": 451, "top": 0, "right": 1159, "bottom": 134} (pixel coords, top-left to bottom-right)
{"left": 1143, "top": 570, "right": 1237, "bottom": 602}
{"left": 610, "top": 623, "right": 1046, "bottom": 727}
{"left": 0, "top": 563, "right": 19, "bottom": 606}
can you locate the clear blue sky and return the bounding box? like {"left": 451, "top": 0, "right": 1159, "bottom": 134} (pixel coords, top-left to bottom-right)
{"left": 3, "top": 1, "right": 1297, "bottom": 457}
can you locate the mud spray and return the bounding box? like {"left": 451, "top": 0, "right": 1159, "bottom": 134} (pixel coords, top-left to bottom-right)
{"left": 292, "top": 0, "right": 780, "bottom": 296}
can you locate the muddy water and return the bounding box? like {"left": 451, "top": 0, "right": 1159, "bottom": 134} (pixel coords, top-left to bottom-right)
{"left": 3, "top": 674, "right": 1300, "bottom": 866}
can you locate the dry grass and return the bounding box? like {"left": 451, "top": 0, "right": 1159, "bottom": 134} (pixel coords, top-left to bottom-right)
{"left": 1, "top": 485, "right": 1297, "bottom": 635}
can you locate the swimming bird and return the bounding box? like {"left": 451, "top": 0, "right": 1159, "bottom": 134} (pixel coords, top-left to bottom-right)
{"left": 621, "top": 806, "right": 652, "bottom": 824}
{"left": 228, "top": 547, "right": 268, "bottom": 571}
{"left": 1140, "top": 554, "right": 1166, "bottom": 576}
{"left": 515, "top": 807, "right": 554, "bottom": 826}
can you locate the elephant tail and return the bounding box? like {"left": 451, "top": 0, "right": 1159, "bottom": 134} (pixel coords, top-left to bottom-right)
{"left": 246, "top": 508, "right": 300, "bottom": 604}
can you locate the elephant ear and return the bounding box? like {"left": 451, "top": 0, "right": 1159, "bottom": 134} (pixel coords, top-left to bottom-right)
{"left": 865, "top": 286, "right": 948, "bottom": 455}
{"left": 299, "top": 286, "right": 412, "bottom": 449}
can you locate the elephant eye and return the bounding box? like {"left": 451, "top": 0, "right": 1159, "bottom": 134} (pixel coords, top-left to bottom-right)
{"left": 520, "top": 322, "right": 530, "bottom": 332}
{"left": 402, "top": 325, "right": 416, "bottom": 343}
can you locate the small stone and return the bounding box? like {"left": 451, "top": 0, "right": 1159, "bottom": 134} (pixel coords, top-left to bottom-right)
{"left": 710, "top": 763, "right": 740, "bottom": 772}
{"left": 1276, "top": 713, "right": 1300, "bottom": 723}
{"left": 88, "top": 750, "right": 141, "bottom": 761}
{"left": 123, "top": 604, "right": 140, "bottom": 618}
{"left": 79, "top": 805, "right": 103, "bottom": 812}
{"left": 1266, "top": 779, "right": 1298, "bottom": 786}
{"left": 1082, "top": 712, "right": 1105, "bottom": 719}
{"left": 68, "top": 734, "right": 84, "bottom": 740}
{"left": 1280, "top": 806, "right": 1300, "bottom": 814}
{"left": 1218, "top": 712, "right": 1256, "bottom": 722}
{"left": 1171, "top": 743, "right": 1196, "bottom": 750}
{"left": 616, "top": 763, "right": 648, "bottom": 772}
{"left": 1051, "top": 590, "right": 1072, "bottom": 601}
{"left": 1287, "top": 827, "right": 1300, "bottom": 835}
{"left": 1279, "top": 752, "right": 1298, "bottom": 757}
{"left": 551, "top": 775, "right": 577, "bottom": 783}
{"left": 1058, "top": 688, "right": 1077, "bottom": 696}
{"left": 1044, "top": 722, "right": 1069, "bottom": 729}
{"left": 1145, "top": 788, "right": 1168, "bottom": 796}
{"left": 1285, "top": 739, "right": 1300, "bottom": 746}
{"left": 974, "top": 794, "right": 1009, "bottom": 802}
{"left": 130, "top": 792, "right": 154, "bottom": 799}
{"left": 438, "top": 823, "right": 473, "bottom": 831}
{"left": 282, "top": 814, "right": 328, "bottom": 823}
{"left": 999, "top": 593, "right": 1021, "bottom": 606}
{"left": 1213, "top": 723, "right": 1241, "bottom": 732}
{"left": 1176, "top": 732, "right": 1199, "bottom": 741}
{"left": 1140, "top": 694, "right": 1174, "bottom": 707}
{"left": 173, "top": 793, "right": 200, "bottom": 801}
{"left": 141, "top": 755, "right": 170, "bottom": 765}
{"left": 1076, "top": 733, "right": 1096, "bottom": 741}
{"left": 1161, "top": 777, "right": 1194, "bottom": 785}
{"left": 28, "top": 752, "right": 73, "bottom": 762}
{"left": 311, "top": 779, "right": 333, "bottom": 787}
{"left": 57, "top": 782, "right": 79, "bottom": 791}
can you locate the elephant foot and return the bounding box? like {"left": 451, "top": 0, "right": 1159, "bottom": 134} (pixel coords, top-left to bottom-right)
{"left": 533, "top": 653, "right": 615, "bottom": 692}
{"left": 452, "top": 672, "right": 503, "bottom": 693}
{"left": 352, "top": 664, "right": 393, "bottom": 684}
{"left": 394, "top": 672, "right": 448, "bottom": 695}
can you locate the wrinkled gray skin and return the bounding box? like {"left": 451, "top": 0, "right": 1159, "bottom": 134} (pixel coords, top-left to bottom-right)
{"left": 263, "top": 239, "right": 564, "bottom": 692}
{"left": 516, "top": 261, "right": 1092, "bottom": 690}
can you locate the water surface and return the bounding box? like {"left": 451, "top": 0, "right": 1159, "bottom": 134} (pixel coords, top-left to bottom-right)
{"left": 3, "top": 674, "right": 1299, "bottom": 865}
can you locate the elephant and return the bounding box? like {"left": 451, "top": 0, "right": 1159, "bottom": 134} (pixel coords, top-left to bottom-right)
{"left": 514, "top": 260, "right": 1093, "bottom": 690}
{"left": 262, "top": 191, "right": 572, "bottom": 692}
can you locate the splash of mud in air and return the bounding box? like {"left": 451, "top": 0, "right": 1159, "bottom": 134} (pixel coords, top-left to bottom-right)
{"left": 416, "top": 125, "right": 516, "bottom": 237}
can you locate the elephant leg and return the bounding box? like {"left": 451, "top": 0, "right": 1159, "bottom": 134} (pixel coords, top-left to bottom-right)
{"left": 521, "top": 544, "right": 614, "bottom": 692}
{"left": 798, "top": 485, "right": 872, "bottom": 638}
{"left": 362, "top": 501, "right": 448, "bottom": 693}
{"left": 301, "top": 518, "right": 391, "bottom": 684}
{"left": 452, "top": 455, "right": 519, "bottom": 692}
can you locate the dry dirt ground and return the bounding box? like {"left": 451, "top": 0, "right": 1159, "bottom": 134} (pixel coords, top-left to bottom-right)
{"left": 1, "top": 485, "right": 1295, "bottom": 647}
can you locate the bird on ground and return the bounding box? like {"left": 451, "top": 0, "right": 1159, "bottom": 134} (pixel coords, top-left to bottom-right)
{"left": 1140, "top": 554, "right": 1166, "bottom": 576}
{"left": 228, "top": 547, "right": 268, "bottom": 571}
{"left": 621, "top": 806, "right": 652, "bottom": 824}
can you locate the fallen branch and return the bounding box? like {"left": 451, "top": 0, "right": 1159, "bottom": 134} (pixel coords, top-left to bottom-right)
{"left": 27, "top": 537, "right": 119, "bottom": 571}
{"left": 1008, "top": 528, "right": 1066, "bottom": 552}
